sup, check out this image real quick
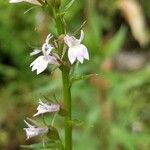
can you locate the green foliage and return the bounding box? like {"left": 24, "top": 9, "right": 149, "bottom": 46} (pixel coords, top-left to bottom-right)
{"left": 102, "top": 26, "right": 127, "bottom": 59}
{"left": 0, "top": 0, "right": 149, "bottom": 150}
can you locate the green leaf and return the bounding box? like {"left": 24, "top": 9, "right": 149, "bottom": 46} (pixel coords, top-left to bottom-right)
{"left": 42, "top": 95, "right": 55, "bottom": 103}
{"left": 103, "top": 26, "right": 127, "bottom": 58}
{"left": 73, "top": 21, "right": 87, "bottom": 35}
{"left": 84, "top": 11, "right": 102, "bottom": 54}
{"left": 69, "top": 119, "right": 85, "bottom": 127}
{"left": 65, "top": 0, "right": 76, "bottom": 11}
{"left": 70, "top": 73, "right": 100, "bottom": 85}
{"left": 25, "top": 118, "right": 43, "bottom": 127}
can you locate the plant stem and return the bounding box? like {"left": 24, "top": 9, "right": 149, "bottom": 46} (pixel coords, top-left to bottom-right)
{"left": 52, "top": 5, "right": 72, "bottom": 149}
{"left": 62, "top": 67, "right": 72, "bottom": 150}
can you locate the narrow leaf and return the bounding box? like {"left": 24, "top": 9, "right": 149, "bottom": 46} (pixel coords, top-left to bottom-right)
{"left": 103, "top": 26, "right": 127, "bottom": 58}
{"left": 70, "top": 74, "right": 100, "bottom": 85}
{"left": 73, "top": 21, "right": 87, "bottom": 36}
{"left": 65, "top": 0, "right": 76, "bottom": 11}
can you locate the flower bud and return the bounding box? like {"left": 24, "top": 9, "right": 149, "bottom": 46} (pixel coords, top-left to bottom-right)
{"left": 47, "top": 126, "right": 60, "bottom": 140}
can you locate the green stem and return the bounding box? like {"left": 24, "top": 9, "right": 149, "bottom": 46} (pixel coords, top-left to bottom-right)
{"left": 62, "top": 67, "right": 72, "bottom": 150}
{"left": 51, "top": 5, "right": 72, "bottom": 149}
{"left": 53, "top": 8, "right": 65, "bottom": 57}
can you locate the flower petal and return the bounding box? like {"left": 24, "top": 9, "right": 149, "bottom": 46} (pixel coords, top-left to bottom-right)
{"left": 79, "top": 30, "right": 84, "bottom": 42}
{"left": 30, "top": 56, "right": 48, "bottom": 74}
{"left": 80, "top": 44, "right": 89, "bottom": 60}
{"left": 30, "top": 49, "right": 41, "bottom": 56}
{"left": 45, "top": 34, "right": 53, "bottom": 44}
{"left": 64, "top": 35, "right": 74, "bottom": 47}
{"left": 68, "top": 48, "right": 77, "bottom": 64}
{"left": 46, "top": 55, "right": 59, "bottom": 65}
{"left": 71, "top": 44, "right": 89, "bottom": 63}
{"left": 42, "top": 43, "right": 53, "bottom": 55}
{"left": 77, "top": 56, "right": 84, "bottom": 64}
{"left": 9, "top": 0, "right": 42, "bottom": 5}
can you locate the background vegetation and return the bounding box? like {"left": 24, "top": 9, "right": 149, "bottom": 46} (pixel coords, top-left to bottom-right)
{"left": 0, "top": 0, "right": 149, "bottom": 149}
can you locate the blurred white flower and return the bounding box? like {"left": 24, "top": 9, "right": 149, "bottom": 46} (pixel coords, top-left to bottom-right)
{"left": 33, "top": 99, "right": 60, "bottom": 117}
{"left": 30, "top": 34, "right": 59, "bottom": 74}
{"left": 24, "top": 120, "right": 48, "bottom": 140}
{"left": 9, "top": 0, "right": 42, "bottom": 5}
{"left": 64, "top": 30, "right": 89, "bottom": 64}
{"left": 30, "top": 49, "right": 41, "bottom": 56}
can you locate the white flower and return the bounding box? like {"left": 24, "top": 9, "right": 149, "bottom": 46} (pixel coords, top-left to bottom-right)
{"left": 33, "top": 99, "right": 60, "bottom": 117}
{"left": 24, "top": 120, "right": 48, "bottom": 140}
{"left": 9, "top": 0, "right": 42, "bottom": 5}
{"left": 30, "top": 34, "right": 59, "bottom": 74}
{"left": 64, "top": 30, "right": 89, "bottom": 64}
{"left": 30, "top": 55, "right": 58, "bottom": 74}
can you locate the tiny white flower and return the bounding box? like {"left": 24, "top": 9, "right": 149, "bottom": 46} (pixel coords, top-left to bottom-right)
{"left": 9, "top": 0, "right": 42, "bottom": 5}
{"left": 30, "top": 55, "right": 58, "bottom": 74}
{"left": 64, "top": 30, "right": 89, "bottom": 64}
{"left": 30, "top": 34, "right": 59, "bottom": 74}
{"left": 24, "top": 120, "right": 48, "bottom": 140}
{"left": 33, "top": 99, "right": 60, "bottom": 117}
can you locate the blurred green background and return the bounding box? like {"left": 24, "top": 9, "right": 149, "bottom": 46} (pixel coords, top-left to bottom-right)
{"left": 0, "top": 0, "right": 150, "bottom": 149}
